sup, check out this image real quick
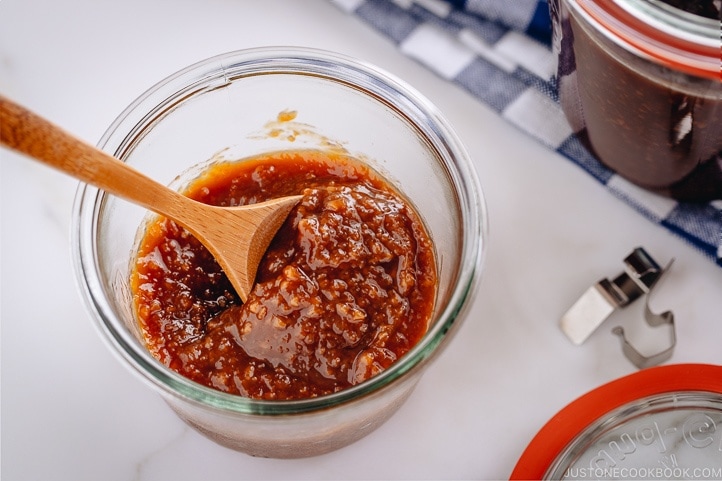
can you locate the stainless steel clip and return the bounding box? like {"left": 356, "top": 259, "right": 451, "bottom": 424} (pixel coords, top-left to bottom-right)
{"left": 612, "top": 258, "right": 675, "bottom": 369}
{"left": 560, "top": 247, "right": 676, "bottom": 368}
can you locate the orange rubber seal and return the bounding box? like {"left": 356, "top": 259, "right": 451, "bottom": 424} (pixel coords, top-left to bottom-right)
{"left": 510, "top": 364, "right": 722, "bottom": 480}
{"left": 574, "top": 0, "right": 721, "bottom": 81}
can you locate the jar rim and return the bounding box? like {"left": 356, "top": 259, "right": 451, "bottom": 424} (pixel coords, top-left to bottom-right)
{"left": 72, "top": 47, "right": 488, "bottom": 415}
{"left": 566, "top": 0, "right": 721, "bottom": 80}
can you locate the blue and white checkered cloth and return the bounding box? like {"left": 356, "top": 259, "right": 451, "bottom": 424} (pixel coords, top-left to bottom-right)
{"left": 332, "top": 0, "right": 722, "bottom": 267}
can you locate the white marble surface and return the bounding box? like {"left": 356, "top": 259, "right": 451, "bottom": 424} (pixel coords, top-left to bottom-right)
{"left": 1, "top": 1, "right": 720, "bottom": 479}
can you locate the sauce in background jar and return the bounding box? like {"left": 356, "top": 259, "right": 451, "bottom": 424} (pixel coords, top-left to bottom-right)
{"left": 551, "top": 0, "right": 722, "bottom": 201}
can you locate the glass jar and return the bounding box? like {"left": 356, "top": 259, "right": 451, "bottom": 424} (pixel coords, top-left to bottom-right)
{"left": 72, "top": 47, "right": 487, "bottom": 458}
{"left": 550, "top": 0, "right": 722, "bottom": 201}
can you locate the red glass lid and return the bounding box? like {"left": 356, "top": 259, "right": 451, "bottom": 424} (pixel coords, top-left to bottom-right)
{"left": 510, "top": 364, "right": 722, "bottom": 480}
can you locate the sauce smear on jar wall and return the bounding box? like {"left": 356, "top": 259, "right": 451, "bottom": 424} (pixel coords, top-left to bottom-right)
{"left": 130, "top": 150, "right": 437, "bottom": 400}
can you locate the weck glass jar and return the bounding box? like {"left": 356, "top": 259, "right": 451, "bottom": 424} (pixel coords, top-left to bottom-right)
{"left": 72, "top": 47, "right": 487, "bottom": 458}
{"left": 550, "top": 0, "right": 722, "bottom": 201}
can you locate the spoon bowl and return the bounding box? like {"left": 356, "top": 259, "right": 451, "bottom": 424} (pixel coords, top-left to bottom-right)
{"left": 0, "top": 95, "right": 302, "bottom": 301}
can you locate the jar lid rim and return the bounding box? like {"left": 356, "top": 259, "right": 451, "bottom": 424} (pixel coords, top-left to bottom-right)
{"left": 569, "top": 0, "right": 721, "bottom": 80}
{"left": 510, "top": 363, "right": 722, "bottom": 480}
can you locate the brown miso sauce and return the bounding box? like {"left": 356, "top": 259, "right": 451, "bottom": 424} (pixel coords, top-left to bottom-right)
{"left": 130, "top": 150, "right": 437, "bottom": 400}
{"left": 569, "top": 13, "right": 722, "bottom": 200}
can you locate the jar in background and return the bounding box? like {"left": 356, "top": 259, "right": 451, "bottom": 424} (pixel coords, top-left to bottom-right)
{"left": 550, "top": 0, "right": 722, "bottom": 201}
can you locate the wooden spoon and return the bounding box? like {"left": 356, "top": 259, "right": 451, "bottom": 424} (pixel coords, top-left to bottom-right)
{"left": 0, "top": 95, "right": 302, "bottom": 302}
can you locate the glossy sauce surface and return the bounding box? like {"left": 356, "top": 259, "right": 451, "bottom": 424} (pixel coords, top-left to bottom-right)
{"left": 131, "top": 150, "right": 436, "bottom": 400}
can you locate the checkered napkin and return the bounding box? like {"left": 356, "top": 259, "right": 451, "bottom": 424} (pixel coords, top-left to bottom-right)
{"left": 332, "top": 0, "right": 722, "bottom": 267}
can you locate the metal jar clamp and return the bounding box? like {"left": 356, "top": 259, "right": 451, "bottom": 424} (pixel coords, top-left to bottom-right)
{"left": 560, "top": 247, "right": 676, "bottom": 368}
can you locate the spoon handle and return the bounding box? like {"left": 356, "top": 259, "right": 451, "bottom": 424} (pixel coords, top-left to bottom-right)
{"left": 0, "top": 95, "right": 188, "bottom": 219}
